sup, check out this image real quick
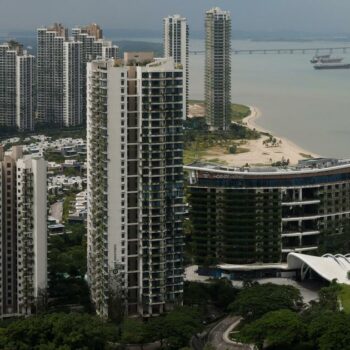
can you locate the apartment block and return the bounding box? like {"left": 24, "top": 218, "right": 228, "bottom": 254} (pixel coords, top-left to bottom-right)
{"left": 37, "top": 24, "right": 67, "bottom": 125}
{"left": 72, "top": 25, "right": 119, "bottom": 124}
{"left": 163, "top": 15, "right": 189, "bottom": 119}
{"left": 87, "top": 53, "right": 184, "bottom": 318}
{"left": 0, "top": 146, "right": 47, "bottom": 317}
{"left": 186, "top": 159, "right": 350, "bottom": 266}
{"left": 0, "top": 41, "right": 34, "bottom": 131}
{"left": 205, "top": 7, "right": 231, "bottom": 130}
{"left": 63, "top": 41, "right": 82, "bottom": 126}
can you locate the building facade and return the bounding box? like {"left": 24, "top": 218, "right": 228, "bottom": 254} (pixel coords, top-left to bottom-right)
{"left": 163, "top": 15, "right": 189, "bottom": 119}
{"left": 0, "top": 41, "right": 34, "bottom": 131}
{"left": 72, "top": 25, "right": 119, "bottom": 124}
{"left": 87, "top": 53, "right": 184, "bottom": 318}
{"left": 186, "top": 159, "right": 350, "bottom": 266}
{"left": 205, "top": 7, "right": 231, "bottom": 131}
{"left": 37, "top": 24, "right": 67, "bottom": 125}
{"left": 0, "top": 146, "right": 47, "bottom": 317}
{"left": 37, "top": 23, "right": 118, "bottom": 127}
{"left": 63, "top": 41, "right": 82, "bottom": 126}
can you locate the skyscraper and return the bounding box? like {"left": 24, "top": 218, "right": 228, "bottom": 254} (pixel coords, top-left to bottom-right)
{"left": 72, "top": 25, "right": 119, "bottom": 124}
{"left": 37, "top": 24, "right": 67, "bottom": 126}
{"left": 63, "top": 41, "right": 82, "bottom": 126}
{"left": 163, "top": 15, "right": 189, "bottom": 119}
{"left": 37, "top": 23, "right": 118, "bottom": 127}
{"left": 0, "top": 41, "right": 34, "bottom": 131}
{"left": 205, "top": 7, "right": 231, "bottom": 130}
{"left": 0, "top": 146, "right": 47, "bottom": 317}
{"left": 87, "top": 53, "right": 184, "bottom": 318}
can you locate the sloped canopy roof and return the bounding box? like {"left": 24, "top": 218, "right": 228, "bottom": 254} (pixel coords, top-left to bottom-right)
{"left": 287, "top": 253, "right": 350, "bottom": 284}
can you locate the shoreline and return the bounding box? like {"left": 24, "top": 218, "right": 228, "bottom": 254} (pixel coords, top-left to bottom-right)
{"left": 187, "top": 101, "right": 321, "bottom": 166}
{"left": 243, "top": 106, "right": 320, "bottom": 161}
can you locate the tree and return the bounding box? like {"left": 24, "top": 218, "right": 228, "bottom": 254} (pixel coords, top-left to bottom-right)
{"left": 318, "top": 281, "right": 341, "bottom": 312}
{"left": 147, "top": 316, "right": 167, "bottom": 347}
{"left": 163, "top": 307, "right": 204, "bottom": 350}
{"left": 228, "top": 144, "right": 237, "bottom": 154}
{"left": 207, "top": 279, "right": 238, "bottom": 310}
{"left": 121, "top": 319, "right": 150, "bottom": 350}
{"left": 238, "top": 309, "right": 305, "bottom": 350}
{"left": 48, "top": 223, "right": 89, "bottom": 310}
{"left": 228, "top": 283, "right": 303, "bottom": 322}
{"left": 0, "top": 313, "right": 118, "bottom": 350}
{"left": 314, "top": 312, "right": 350, "bottom": 350}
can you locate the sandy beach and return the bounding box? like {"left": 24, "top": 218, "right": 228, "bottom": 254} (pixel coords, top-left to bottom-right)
{"left": 202, "top": 106, "right": 320, "bottom": 167}
{"left": 188, "top": 102, "right": 320, "bottom": 166}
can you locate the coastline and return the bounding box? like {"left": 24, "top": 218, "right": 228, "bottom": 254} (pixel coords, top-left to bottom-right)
{"left": 242, "top": 106, "right": 320, "bottom": 162}
{"left": 187, "top": 101, "right": 320, "bottom": 167}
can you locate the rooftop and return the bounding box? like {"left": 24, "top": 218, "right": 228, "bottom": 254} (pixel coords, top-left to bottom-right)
{"left": 185, "top": 158, "right": 350, "bottom": 176}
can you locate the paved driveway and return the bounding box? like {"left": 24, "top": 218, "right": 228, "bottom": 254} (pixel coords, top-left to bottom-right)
{"left": 207, "top": 316, "right": 251, "bottom": 350}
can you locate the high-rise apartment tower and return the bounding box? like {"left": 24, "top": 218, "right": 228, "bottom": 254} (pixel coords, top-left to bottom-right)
{"left": 37, "top": 24, "right": 68, "bottom": 126}
{"left": 163, "top": 15, "right": 189, "bottom": 119}
{"left": 37, "top": 23, "right": 118, "bottom": 127}
{"left": 72, "top": 25, "right": 119, "bottom": 123}
{"left": 205, "top": 7, "right": 231, "bottom": 130}
{"left": 0, "top": 146, "right": 47, "bottom": 317}
{"left": 0, "top": 41, "right": 34, "bottom": 131}
{"left": 87, "top": 53, "right": 184, "bottom": 318}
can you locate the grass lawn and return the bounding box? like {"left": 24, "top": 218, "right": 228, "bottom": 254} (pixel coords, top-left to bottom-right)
{"left": 231, "top": 104, "right": 251, "bottom": 123}
{"left": 188, "top": 100, "right": 251, "bottom": 123}
{"left": 339, "top": 284, "right": 350, "bottom": 313}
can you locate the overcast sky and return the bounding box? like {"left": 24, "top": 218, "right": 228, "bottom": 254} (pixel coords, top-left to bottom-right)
{"left": 1, "top": 0, "right": 350, "bottom": 34}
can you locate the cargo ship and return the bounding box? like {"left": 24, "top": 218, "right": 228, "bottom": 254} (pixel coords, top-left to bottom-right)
{"left": 314, "top": 62, "right": 350, "bottom": 70}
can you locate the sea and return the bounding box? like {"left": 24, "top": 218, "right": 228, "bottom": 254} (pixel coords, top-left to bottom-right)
{"left": 189, "top": 39, "right": 350, "bottom": 159}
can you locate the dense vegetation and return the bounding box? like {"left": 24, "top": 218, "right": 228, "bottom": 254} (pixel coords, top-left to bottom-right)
{"left": 0, "top": 313, "right": 119, "bottom": 350}
{"left": 183, "top": 102, "right": 258, "bottom": 164}
{"left": 48, "top": 223, "right": 90, "bottom": 311}
{"left": 228, "top": 282, "right": 303, "bottom": 322}
{"left": 184, "top": 118, "right": 260, "bottom": 164}
{"left": 232, "top": 281, "right": 350, "bottom": 350}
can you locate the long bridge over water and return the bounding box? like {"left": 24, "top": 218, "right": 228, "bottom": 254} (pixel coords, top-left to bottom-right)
{"left": 190, "top": 46, "right": 350, "bottom": 55}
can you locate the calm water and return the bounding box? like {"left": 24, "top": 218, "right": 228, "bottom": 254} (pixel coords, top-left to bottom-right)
{"left": 189, "top": 39, "right": 350, "bottom": 158}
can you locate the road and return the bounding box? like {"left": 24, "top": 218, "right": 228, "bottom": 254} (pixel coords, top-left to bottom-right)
{"left": 207, "top": 316, "right": 251, "bottom": 350}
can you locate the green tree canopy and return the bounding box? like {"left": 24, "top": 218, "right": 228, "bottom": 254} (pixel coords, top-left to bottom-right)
{"left": 229, "top": 283, "right": 303, "bottom": 321}
{"left": 121, "top": 318, "right": 150, "bottom": 349}
{"left": 0, "top": 313, "right": 118, "bottom": 350}
{"left": 238, "top": 309, "right": 305, "bottom": 350}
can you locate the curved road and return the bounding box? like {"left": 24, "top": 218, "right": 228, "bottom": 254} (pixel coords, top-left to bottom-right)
{"left": 207, "top": 316, "right": 251, "bottom": 350}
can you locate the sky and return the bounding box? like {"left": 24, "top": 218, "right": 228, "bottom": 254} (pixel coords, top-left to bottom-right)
{"left": 1, "top": 0, "right": 350, "bottom": 35}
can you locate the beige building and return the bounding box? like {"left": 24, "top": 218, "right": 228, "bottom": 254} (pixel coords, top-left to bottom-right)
{"left": 0, "top": 41, "right": 34, "bottom": 131}
{"left": 87, "top": 53, "right": 184, "bottom": 318}
{"left": 163, "top": 15, "right": 189, "bottom": 119}
{"left": 0, "top": 146, "right": 47, "bottom": 317}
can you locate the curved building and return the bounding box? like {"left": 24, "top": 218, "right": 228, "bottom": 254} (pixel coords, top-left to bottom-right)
{"left": 186, "top": 159, "right": 350, "bottom": 266}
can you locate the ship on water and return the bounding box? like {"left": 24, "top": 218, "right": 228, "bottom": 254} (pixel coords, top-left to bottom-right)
{"left": 310, "top": 54, "right": 330, "bottom": 63}
{"left": 314, "top": 62, "right": 350, "bottom": 70}
{"left": 310, "top": 55, "right": 343, "bottom": 64}
{"left": 312, "top": 55, "right": 350, "bottom": 70}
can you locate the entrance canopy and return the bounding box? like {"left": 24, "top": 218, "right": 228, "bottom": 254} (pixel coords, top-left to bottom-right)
{"left": 287, "top": 253, "right": 350, "bottom": 285}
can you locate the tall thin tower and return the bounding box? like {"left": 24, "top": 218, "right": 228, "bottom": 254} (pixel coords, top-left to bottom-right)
{"left": 87, "top": 53, "right": 184, "bottom": 318}
{"left": 163, "top": 15, "right": 189, "bottom": 119}
{"left": 0, "top": 146, "right": 47, "bottom": 317}
{"left": 37, "top": 24, "right": 67, "bottom": 126}
{"left": 0, "top": 41, "right": 34, "bottom": 131}
{"left": 205, "top": 7, "right": 231, "bottom": 131}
